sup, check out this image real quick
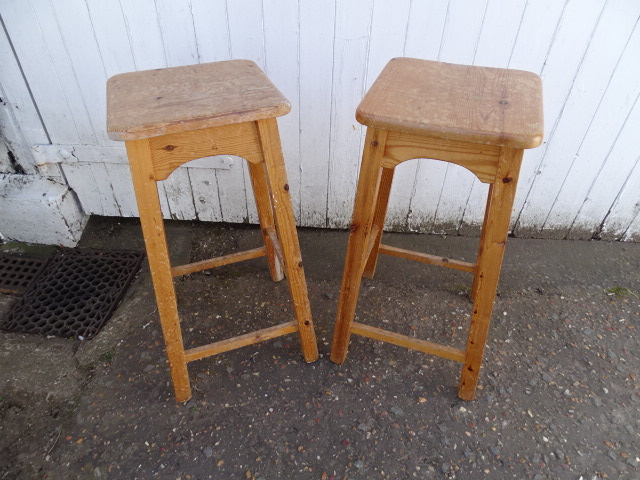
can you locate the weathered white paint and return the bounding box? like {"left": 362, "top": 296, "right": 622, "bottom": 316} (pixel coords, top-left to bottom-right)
{"left": 0, "top": 174, "right": 87, "bottom": 246}
{"left": 1, "top": 0, "right": 639, "bottom": 241}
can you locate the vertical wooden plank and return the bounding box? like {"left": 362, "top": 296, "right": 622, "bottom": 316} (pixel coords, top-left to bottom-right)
{"left": 431, "top": 0, "right": 489, "bottom": 233}
{"left": 190, "top": 0, "right": 231, "bottom": 63}
{"left": 326, "top": 0, "right": 374, "bottom": 228}
{"left": 403, "top": 0, "right": 449, "bottom": 59}
{"left": 507, "top": 0, "right": 567, "bottom": 229}
{"left": 189, "top": 0, "right": 232, "bottom": 222}
{"left": 89, "top": 162, "right": 122, "bottom": 217}
{"left": 572, "top": 92, "right": 640, "bottom": 239}
{"left": 0, "top": 0, "right": 81, "bottom": 144}
{"left": 298, "top": 0, "right": 336, "bottom": 227}
{"left": 154, "top": 0, "right": 199, "bottom": 67}
{"left": 161, "top": 168, "right": 197, "bottom": 220}
{"left": 227, "top": 0, "right": 265, "bottom": 224}
{"left": 508, "top": 0, "right": 567, "bottom": 73}
{"left": 119, "top": 0, "right": 167, "bottom": 70}
{"left": 188, "top": 167, "right": 223, "bottom": 222}
{"left": 459, "top": 0, "right": 526, "bottom": 234}
{"left": 512, "top": 0, "right": 605, "bottom": 234}
{"left": 263, "top": 0, "right": 301, "bottom": 221}
{"left": 543, "top": 10, "right": 640, "bottom": 237}
{"left": 516, "top": 1, "right": 629, "bottom": 237}
{"left": 85, "top": 0, "right": 136, "bottom": 77}
{"left": 621, "top": 213, "right": 640, "bottom": 242}
{"left": 107, "top": 162, "right": 139, "bottom": 217}
{"left": 61, "top": 163, "right": 102, "bottom": 215}
{"left": 215, "top": 156, "right": 250, "bottom": 223}
{"left": 364, "top": 0, "right": 412, "bottom": 230}
{"left": 0, "top": 20, "right": 48, "bottom": 150}
{"left": 48, "top": 0, "right": 111, "bottom": 145}
{"left": 403, "top": 1, "right": 450, "bottom": 233}
{"left": 601, "top": 153, "right": 640, "bottom": 241}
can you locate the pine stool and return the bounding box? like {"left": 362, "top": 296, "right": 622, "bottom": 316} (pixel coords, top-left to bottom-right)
{"left": 330, "top": 58, "right": 543, "bottom": 400}
{"left": 107, "top": 60, "right": 318, "bottom": 402}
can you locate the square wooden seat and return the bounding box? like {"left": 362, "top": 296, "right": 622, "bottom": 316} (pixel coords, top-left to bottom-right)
{"left": 107, "top": 60, "right": 318, "bottom": 402}
{"left": 330, "top": 58, "right": 543, "bottom": 400}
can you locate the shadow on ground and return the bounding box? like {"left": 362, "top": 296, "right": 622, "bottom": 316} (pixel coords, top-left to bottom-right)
{"left": 1, "top": 216, "right": 639, "bottom": 479}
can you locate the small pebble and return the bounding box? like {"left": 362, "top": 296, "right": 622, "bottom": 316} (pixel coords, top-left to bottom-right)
{"left": 592, "top": 397, "right": 603, "bottom": 407}
{"left": 354, "top": 460, "right": 364, "bottom": 469}
{"left": 203, "top": 446, "right": 213, "bottom": 458}
{"left": 391, "top": 406, "right": 404, "bottom": 416}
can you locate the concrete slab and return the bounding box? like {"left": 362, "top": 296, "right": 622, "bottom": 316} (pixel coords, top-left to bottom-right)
{"left": 0, "top": 333, "right": 80, "bottom": 400}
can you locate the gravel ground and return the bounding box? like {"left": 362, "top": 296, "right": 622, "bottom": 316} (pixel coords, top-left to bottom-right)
{"left": 1, "top": 217, "right": 638, "bottom": 480}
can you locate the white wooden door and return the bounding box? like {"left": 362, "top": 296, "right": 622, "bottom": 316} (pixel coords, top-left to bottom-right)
{"left": 1, "top": 0, "right": 639, "bottom": 241}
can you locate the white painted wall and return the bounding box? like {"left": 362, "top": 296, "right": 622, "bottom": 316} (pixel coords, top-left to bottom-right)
{"left": 1, "top": 0, "right": 639, "bottom": 241}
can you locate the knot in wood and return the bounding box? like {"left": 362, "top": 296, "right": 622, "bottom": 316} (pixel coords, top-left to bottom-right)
{"left": 284, "top": 184, "right": 289, "bottom": 191}
{"left": 164, "top": 145, "right": 175, "bottom": 151}
{"left": 371, "top": 140, "right": 379, "bottom": 147}
{"left": 502, "top": 177, "right": 512, "bottom": 183}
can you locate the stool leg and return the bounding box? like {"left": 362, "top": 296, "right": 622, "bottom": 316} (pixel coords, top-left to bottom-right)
{"left": 331, "top": 128, "right": 389, "bottom": 364}
{"left": 459, "top": 148, "right": 523, "bottom": 401}
{"left": 362, "top": 166, "right": 395, "bottom": 279}
{"left": 126, "top": 139, "right": 191, "bottom": 402}
{"left": 256, "top": 118, "right": 318, "bottom": 362}
{"left": 249, "top": 161, "right": 285, "bottom": 282}
{"left": 471, "top": 184, "right": 495, "bottom": 303}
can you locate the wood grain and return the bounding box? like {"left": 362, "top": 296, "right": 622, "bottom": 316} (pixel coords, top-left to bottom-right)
{"left": 148, "top": 123, "right": 263, "bottom": 180}
{"left": 184, "top": 321, "right": 298, "bottom": 362}
{"left": 351, "top": 322, "right": 465, "bottom": 363}
{"left": 126, "top": 138, "right": 191, "bottom": 402}
{"left": 383, "top": 131, "right": 501, "bottom": 183}
{"left": 107, "top": 60, "right": 290, "bottom": 141}
{"left": 356, "top": 58, "right": 543, "bottom": 149}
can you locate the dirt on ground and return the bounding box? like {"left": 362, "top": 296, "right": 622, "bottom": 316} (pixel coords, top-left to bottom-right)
{"left": 1, "top": 217, "right": 639, "bottom": 480}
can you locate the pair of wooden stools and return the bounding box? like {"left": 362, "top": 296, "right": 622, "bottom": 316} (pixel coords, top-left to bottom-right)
{"left": 107, "top": 58, "right": 543, "bottom": 403}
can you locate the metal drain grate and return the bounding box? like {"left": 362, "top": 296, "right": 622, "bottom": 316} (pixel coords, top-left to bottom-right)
{"left": 1, "top": 248, "right": 144, "bottom": 339}
{"left": 0, "top": 253, "right": 51, "bottom": 295}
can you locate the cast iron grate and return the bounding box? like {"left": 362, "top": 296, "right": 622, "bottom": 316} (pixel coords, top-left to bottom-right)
{"left": 0, "top": 253, "right": 52, "bottom": 295}
{"left": 1, "top": 248, "right": 144, "bottom": 339}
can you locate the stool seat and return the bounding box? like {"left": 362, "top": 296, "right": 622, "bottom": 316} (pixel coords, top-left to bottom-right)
{"left": 356, "top": 58, "right": 543, "bottom": 149}
{"left": 107, "top": 60, "right": 290, "bottom": 141}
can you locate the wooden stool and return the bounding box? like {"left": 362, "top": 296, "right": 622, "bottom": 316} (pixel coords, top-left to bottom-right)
{"left": 107, "top": 60, "right": 318, "bottom": 402}
{"left": 330, "top": 58, "right": 543, "bottom": 400}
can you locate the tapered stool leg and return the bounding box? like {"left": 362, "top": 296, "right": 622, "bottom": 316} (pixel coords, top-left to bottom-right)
{"left": 331, "top": 128, "right": 389, "bottom": 364}
{"left": 249, "top": 161, "right": 285, "bottom": 282}
{"left": 363, "top": 166, "right": 395, "bottom": 279}
{"left": 471, "top": 184, "right": 494, "bottom": 303}
{"left": 257, "top": 119, "right": 319, "bottom": 362}
{"left": 126, "top": 139, "right": 191, "bottom": 402}
{"left": 459, "top": 148, "right": 523, "bottom": 400}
